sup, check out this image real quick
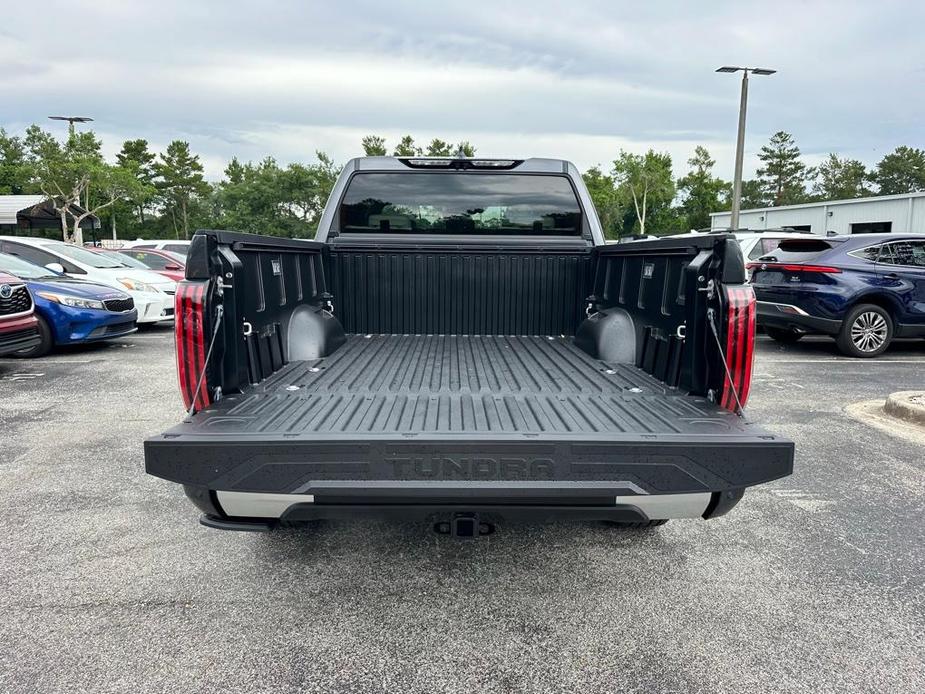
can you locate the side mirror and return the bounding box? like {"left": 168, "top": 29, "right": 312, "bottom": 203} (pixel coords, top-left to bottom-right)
{"left": 45, "top": 262, "right": 66, "bottom": 274}
{"left": 164, "top": 264, "right": 182, "bottom": 271}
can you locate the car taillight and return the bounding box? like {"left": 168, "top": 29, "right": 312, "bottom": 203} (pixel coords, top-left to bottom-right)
{"left": 746, "top": 262, "right": 841, "bottom": 273}
{"left": 721, "top": 285, "right": 756, "bottom": 412}
{"left": 175, "top": 280, "right": 210, "bottom": 411}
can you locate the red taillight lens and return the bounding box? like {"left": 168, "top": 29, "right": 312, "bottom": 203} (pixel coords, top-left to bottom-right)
{"left": 745, "top": 262, "right": 841, "bottom": 273}
{"left": 721, "top": 285, "right": 756, "bottom": 412}
{"left": 175, "top": 280, "right": 210, "bottom": 412}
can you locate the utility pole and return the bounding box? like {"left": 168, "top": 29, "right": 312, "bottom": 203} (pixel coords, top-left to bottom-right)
{"left": 715, "top": 67, "right": 776, "bottom": 229}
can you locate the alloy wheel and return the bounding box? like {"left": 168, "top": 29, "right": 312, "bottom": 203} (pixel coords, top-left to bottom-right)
{"left": 850, "top": 311, "right": 888, "bottom": 353}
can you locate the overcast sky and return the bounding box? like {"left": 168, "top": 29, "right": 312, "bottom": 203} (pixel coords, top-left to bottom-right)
{"left": 1, "top": 1, "right": 922, "bottom": 180}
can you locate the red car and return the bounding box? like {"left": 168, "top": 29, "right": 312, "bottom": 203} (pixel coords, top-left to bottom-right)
{"left": 0, "top": 271, "right": 41, "bottom": 356}
{"left": 117, "top": 248, "right": 186, "bottom": 282}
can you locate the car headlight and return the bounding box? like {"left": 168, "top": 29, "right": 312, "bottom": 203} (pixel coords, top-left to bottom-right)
{"left": 36, "top": 290, "right": 105, "bottom": 310}
{"left": 118, "top": 278, "right": 159, "bottom": 293}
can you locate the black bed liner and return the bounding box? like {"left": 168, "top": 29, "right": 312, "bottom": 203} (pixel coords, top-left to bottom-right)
{"left": 146, "top": 335, "right": 793, "bottom": 495}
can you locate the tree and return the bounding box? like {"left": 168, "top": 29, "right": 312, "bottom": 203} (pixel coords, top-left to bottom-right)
{"left": 456, "top": 140, "right": 476, "bottom": 157}
{"left": 24, "top": 125, "right": 143, "bottom": 244}
{"left": 116, "top": 139, "right": 157, "bottom": 227}
{"left": 582, "top": 166, "right": 623, "bottom": 239}
{"left": 392, "top": 135, "right": 422, "bottom": 157}
{"left": 611, "top": 149, "right": 675, "bottom": 235}
{"left": 676, "top": 146, "right": 730, "bottom": 230}
{"left": 872, "top": 146, "right": 925, "bottom": 195}
{"left": 812, "top": 154, "right": 871, "bottom": 200}
{"left": 361, "top": 135, "right": 387, "bottom": 156}
{"left": 155, "top": 140, "right": 209, "bottom": 239}
{"left": 0, "top": 128, "right": 30, "bottom": 194}
{"left": 425, "top": 138, "right": 453, "bottom": 156}
{"left": 756, "top": 131, "right": 809, "bottom": 206}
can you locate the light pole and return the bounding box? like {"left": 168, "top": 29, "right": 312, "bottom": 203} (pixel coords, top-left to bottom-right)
{"left": 716, "top": 67, "right": 775, "bottom": 229}
{"left": 48, "top": 115, "right": 94, "bottom": 138}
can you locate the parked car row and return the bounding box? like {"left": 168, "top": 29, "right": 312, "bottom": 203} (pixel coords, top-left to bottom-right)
{"left": 0, "top": 236, "right": 188, "bottom": 358}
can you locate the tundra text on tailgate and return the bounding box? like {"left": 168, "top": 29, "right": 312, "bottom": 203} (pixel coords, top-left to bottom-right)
{"left": 144, "top": 156, "right": 794, "bottom": 536}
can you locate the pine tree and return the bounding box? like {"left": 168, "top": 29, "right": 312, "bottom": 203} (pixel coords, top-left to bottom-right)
{"left": 756, "top": 131, "right": 808, "bottom": 206}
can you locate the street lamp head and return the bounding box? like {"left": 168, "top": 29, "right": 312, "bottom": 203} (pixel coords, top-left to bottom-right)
{"left": 48, "top": 116, "right": 94, "bottom": 123}
{"left": 716, "top": 66, "right": 743, "bottom": 73}
{"left": 750, "top": 68, "right": 777, "bottom": 76}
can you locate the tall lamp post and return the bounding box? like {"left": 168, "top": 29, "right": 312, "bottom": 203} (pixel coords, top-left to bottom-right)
{"left": 716, "top": 67, "right": 775, "bottom": 229}
{"left": 48, "top": 116, "right": 96, "bottom": 242}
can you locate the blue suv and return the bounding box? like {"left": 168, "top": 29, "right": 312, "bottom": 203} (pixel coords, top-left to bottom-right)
{"left": 750, "top": 234, "right": 925, "bottom": 357}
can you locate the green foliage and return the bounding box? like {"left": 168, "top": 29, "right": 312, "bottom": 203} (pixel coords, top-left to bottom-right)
{"left": 872, "top": 146, "right": 925, "bottom": 195}
{"left": 812, "top": 154, "right": 871, "bottom": 200}
{"left": 22, "top": 126, "right": 147, "bottom": 243}
{"left": 756, "top": 131, "right": 809, "bottom": 206}
{"left": 581, "top": 166, "right": 623, "bottom": 239}
{"left": 361, "top": 135, "right": 387, "bottom": 156}
{"left": 676, "top": 146, "right": 730, "bottom": 230}
{"left": 425, "top": 139, "right": 453, "bottom": 156}
{"left": 455, "top": 141, "right": 476, "bottom": 157}
{"left": 154, "top": 140, "right": 210, "bottom": 239}
{"left": 611, "top": 149, "right": 675, "bottom": 235}
{"left": 392, "top": 135, "right": 422, "bottom": 157}
{"left": 213, "top": 152, "right": 339, "bottom": 238}
{"left": 0, "top": 128, "right": 31, "bottom": 194}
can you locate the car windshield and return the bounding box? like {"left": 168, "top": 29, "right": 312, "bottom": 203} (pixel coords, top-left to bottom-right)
{"left": 162, "top": 251, "right": 186, "bottom": 264}
{"left": 47, "top": 243, "right": 127, "bottom": 268}
{"left": 0, "top": 252, "right": 60, "bottom": 279}
{"left": 106, "top": 251, "right": 149, "bottom": 269}
{"left": 339, "top": 173, "right": 583, "bottom": 235}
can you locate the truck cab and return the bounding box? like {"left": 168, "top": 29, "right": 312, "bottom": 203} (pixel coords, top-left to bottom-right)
{"left": 145, "top": 157, "right": 793, "bottom": 536}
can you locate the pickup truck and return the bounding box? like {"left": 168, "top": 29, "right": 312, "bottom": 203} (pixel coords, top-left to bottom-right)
{"left": 0, "top": 271, "right": 41, "bottom": 357}
{"left": 145, "top": 156, "right": 794, "bottom": 536}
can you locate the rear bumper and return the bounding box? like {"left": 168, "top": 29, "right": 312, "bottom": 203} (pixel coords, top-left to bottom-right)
{"left": 147, "top": 434, "right": 793, "bottom": 526}
{"left": 757, "top": 301, "right": 842, "bottom": 335}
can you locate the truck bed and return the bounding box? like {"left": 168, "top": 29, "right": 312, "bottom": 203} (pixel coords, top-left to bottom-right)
{"left": 188, "top": 334, "right": 727, "bottom": 437}
{"left": 146, "top": 334, "right": 793, "bottom": 501}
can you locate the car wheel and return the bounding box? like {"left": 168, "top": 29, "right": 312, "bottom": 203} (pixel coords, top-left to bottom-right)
{"left": 604, "top": 519, "right": 669, "bottom": 529}
{"left": 836, "top": 304, "right": 893, "bottom": 358}
{"left": 765, "top": 327, "right": 803, "bottom": 343}
{"left": 14, "top": 315, "right": 53, "bottom": 358}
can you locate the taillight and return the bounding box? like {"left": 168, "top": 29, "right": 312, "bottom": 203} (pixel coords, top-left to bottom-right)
{"left": 175, "top": 280, "right": 210, "bottom": 412}
{"left": 721, "top": 285, "right": 756, "bottom": 412}
{"left": 746, "top": 262, "right": 841, "bottom": 274}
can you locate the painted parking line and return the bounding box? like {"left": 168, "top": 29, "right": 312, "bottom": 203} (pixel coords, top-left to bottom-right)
{"left": 759, "top": 359, "right": 925, "bottom": 364}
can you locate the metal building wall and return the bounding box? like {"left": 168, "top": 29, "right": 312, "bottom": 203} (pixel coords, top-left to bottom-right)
{"left": 711, "top": 193, "right": 925, "bottom": 234}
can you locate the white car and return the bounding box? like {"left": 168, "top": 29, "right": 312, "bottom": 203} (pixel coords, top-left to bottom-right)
{"left": 120, "top": 239, "right": 191, "bottom": 257}
{"left": 0, "top": 236, "right": 176, "bottom": 323}
{"left": 733, "top": 231, "right": 818, "bottom": 265}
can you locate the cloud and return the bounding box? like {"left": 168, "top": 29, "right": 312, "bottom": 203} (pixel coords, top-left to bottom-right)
{"left": 1, "top": 0, "right": 922, "bottom": 181}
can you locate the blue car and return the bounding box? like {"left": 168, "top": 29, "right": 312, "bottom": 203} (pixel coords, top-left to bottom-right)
{"left": 750, "top": 234, "right": 925, "bottom": 357}
{"left": 0, "top": 252, "right": 138, "bottom": 357}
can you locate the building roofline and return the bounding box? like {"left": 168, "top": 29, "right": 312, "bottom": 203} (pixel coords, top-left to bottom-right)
{"left": 709, "top": 190, "right": 925, "bottom": 218}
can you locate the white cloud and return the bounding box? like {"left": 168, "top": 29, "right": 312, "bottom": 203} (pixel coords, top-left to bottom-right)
{"left": 1, "top": 0, "right": 922, "bottom": 183}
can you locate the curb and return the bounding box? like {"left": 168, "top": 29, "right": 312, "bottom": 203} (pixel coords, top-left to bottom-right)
{"left": 883, "top": 391, "right": 925, "bottom": 427}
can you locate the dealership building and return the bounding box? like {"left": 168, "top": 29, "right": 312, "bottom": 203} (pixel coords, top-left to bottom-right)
{"left": 710, "top": 191, "right": 925, "bottom": 235}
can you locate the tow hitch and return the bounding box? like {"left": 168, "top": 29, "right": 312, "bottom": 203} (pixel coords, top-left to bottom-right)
{"left": 434, "top": 513, "right": 495, "bottom": 538}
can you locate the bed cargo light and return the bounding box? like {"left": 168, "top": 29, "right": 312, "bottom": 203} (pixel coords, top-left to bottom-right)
{"left": 721, "top": 285, "right": 756, "bottom": 412}
{"left": 175, "top": 280, "right": 210, "bottom": 412}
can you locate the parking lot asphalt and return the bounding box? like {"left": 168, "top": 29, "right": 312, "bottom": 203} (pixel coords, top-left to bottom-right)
{"left": 1, "top": 327, "right": 923, "bottom": 694}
